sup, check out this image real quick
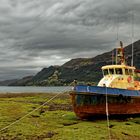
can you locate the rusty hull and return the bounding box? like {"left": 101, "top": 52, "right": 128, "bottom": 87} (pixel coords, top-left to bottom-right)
{"left": 70, "top": 92, "right": 140, "bottom": 119}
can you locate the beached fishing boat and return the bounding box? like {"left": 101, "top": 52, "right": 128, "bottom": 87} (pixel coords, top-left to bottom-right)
{"left": 70, "top": 41, "right": 140, "bottom": 119}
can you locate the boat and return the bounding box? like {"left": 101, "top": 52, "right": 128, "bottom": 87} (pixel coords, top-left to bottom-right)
{"left": 70, "top": 41, "right": 140, "bottom": 119}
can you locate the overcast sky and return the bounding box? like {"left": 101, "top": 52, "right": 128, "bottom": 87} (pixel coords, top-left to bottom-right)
{"left": 0, "top": 0, "right": 140, "bottom": 80}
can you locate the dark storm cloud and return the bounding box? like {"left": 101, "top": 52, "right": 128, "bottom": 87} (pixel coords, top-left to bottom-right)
{"left": 0, "top": 0, "right": 140, "bottom": 80}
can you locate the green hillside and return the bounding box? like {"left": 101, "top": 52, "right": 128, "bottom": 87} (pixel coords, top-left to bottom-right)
{"left": 2, "top": 40, "right": 140, "bottom": 86}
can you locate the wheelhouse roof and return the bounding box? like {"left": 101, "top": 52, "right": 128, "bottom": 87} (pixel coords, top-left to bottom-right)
{"left": 102, "top": 65, "right": 136, "bottom": 70}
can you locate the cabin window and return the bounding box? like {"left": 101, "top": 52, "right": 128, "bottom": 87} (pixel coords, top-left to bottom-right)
{"left": 109, "top": 68, "right": 114, "bottom": 74}
{"left": 115, "top": 68, "right": 122, "bottom": 75}
{"left": 129, "top": 69, "right": 133, "bottom": 75}
{"left": 103, "top": 69, "right": 109, "bottom": 75}
{"left": 125, "top": 69, "right": 129, "bottom": 75}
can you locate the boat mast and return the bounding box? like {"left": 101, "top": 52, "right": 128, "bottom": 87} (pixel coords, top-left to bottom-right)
{"left": 116, "top": 41, "right": 125, "bottom": 65}
{"left": 131, "top": 10, "right": 134, "bottom": 66}
{"left": 119, "top": 41, "right": 125, "bottom": 65}
{"left": 115, "top": 16, "right": 119, "bottom": 65}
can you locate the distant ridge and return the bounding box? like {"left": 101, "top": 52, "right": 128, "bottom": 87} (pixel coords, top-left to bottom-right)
{"left": 1, "top": 40, "right": 140, "bottom": 86}
{"left": 0, "top": 79, "right": 18, "bottom": 86}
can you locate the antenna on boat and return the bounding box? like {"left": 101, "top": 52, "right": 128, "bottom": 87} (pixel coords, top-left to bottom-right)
{"left": 120, "top": 41, "right": 125, "bottom": 65}
{"left": 112, "top": 51, "right": 114, "bottom": 65}
{"left": 116, "top": 16, "right": 119, "bottom": 42}
{"left": 131, "top": 10, "right": 134, "bottom": 66}
{"left": 115, "top": 48, "right": 117, "bottom": 65}
{"left": 115, "top": 16, "right": 120, "bottom": 65}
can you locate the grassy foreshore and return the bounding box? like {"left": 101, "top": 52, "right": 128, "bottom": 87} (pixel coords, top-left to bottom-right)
{"left": 0, "top": 93, "right": 140, "bottom": 140}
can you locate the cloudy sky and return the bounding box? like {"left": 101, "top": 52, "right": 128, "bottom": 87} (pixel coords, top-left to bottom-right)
{"left": 0, "top": 0, "right": 140, "bottom": 80}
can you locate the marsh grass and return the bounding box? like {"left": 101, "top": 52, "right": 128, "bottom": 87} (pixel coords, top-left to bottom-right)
{"left": 0, "top": 93, "right": 140, "bottom": 140}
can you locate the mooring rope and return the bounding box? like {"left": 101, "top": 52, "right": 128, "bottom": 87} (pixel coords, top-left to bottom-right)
{"left": 0, "top": 92, "right": 64, "bottom": 132}
{"left": 105, "top": 86, "right": 111, "bottom": 140}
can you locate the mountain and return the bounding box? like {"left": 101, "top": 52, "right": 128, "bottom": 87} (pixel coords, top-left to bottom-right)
{"left": 0, "top": 79, "right": 18, "bottom": 86}
{"left": 8, "top": 76, "right": 33, "bottom": 86}
{"left": 0, "top": 40, "right": 140, "bottom": 86}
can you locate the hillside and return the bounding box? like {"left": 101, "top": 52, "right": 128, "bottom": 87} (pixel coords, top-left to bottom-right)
{"left": 8, "top": 76, "right": 34, "bottom": 86}
{"left": 1, "top": 40, "right": 140, "bottom": 86}
{"left": 0, "top": 79, "right": 18, "bottom": 86}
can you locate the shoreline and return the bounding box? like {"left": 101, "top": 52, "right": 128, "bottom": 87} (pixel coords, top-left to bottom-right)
{"left": 0, "top": 86, "right": 72, "bottom": 95}
{"left": 0, "top": 92, "right": 70, "bottom": 98}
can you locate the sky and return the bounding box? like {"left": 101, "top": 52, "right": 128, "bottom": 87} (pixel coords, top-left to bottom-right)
{"left": 0, "top": 0, "right": 140, "bottom": 80}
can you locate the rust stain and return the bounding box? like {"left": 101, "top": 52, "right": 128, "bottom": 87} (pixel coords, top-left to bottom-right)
{"left": 70, "top": 92, "right": 140, "bottom": 119}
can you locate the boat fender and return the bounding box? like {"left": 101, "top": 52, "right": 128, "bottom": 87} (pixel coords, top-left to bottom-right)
{"left": 127, "top": 76, "right": 132, "bottom": 83}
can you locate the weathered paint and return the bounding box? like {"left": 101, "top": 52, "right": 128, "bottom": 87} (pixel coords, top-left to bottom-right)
{"left": 70, "top": 92, "right": 140, "bottom": 119}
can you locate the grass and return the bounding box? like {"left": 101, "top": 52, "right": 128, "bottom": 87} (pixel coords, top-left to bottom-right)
{"left": 0, "top": 93, "right": 140, "bottom": 140}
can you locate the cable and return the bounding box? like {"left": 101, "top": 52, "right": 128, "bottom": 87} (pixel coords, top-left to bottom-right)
{"left": 131, "top": 10, "right": 134, "bottom": 66}
{"left": 116, "top": 16, "right": 119, "bottom": 42}
{"left": 105, "top": 86, "right": 111, "bottom": 140}
{"left": 0, "top": 92, "right": 64, "bottom": 132}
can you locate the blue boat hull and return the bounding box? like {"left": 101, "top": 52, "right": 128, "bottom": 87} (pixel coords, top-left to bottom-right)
{"left": 75, "top": 85, "right": 140, "bottom": 97}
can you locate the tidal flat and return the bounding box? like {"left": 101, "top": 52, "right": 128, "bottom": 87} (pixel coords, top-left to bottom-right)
{"left": 0, "top": 93, "right": 140, "bottom": 140}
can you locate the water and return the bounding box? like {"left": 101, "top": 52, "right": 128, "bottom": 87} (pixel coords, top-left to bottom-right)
{"left": 0, "top": 86, "right": 72, "bottom": 93}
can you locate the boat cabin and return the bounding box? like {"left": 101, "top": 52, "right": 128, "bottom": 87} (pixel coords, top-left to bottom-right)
{"left": 97, "top": 64, "right": 140, "bottom": 90}
{"left": 97, "top": 41, "right": 140, "bottom": 90}
{"left": 102, "top": 65, "right": 135, "bottom": 76}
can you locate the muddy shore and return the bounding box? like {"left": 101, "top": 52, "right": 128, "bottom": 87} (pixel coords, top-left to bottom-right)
{"left": 0, "top": 92, "right": 140, "bottom": 140}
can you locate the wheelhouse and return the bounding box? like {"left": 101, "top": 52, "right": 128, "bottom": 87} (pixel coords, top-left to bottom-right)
{"left": 102, "top": 65, "right": 135, "bottom": 76}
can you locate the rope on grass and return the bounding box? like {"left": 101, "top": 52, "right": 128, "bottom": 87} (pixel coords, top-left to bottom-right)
{"left": 0, "top": 92, "right": 64, "bottom": 132}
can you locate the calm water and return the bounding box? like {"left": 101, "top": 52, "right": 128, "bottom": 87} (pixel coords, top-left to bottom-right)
{"left": 0, "top": 86, "right": 72, "bottom": 93}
